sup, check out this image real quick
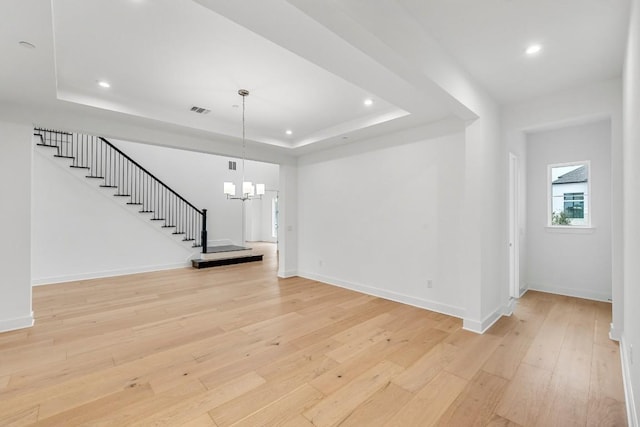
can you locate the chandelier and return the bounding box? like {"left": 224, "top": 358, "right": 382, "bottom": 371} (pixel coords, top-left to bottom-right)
{"left": 223, "top": 89, "right": 265, "bottom": 200}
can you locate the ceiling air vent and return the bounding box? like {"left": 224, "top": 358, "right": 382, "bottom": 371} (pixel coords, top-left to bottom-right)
{"left": 190, "top": 106, "right": 210, "bottom": 114}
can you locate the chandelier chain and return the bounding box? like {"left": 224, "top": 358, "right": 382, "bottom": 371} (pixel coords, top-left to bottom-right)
{"left": 241, "top": 90, "right": 246, "bottom": 190}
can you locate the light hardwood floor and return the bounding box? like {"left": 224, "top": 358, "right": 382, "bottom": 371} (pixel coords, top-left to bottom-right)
{"left": 0, "top": 243, "right": 626, "bottom": 426}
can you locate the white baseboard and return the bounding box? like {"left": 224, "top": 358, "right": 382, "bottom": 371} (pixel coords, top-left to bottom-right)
{"left": 519, "top": 287, "right": 528, "bottom": 298}
{"left": 503, "top": 298, "right": 516, "bottom": 316}
{"left": 32, "top": 261, "right": 191, "bottom": 286}
{"left": 609, "top": 323, "right": 622, "bottom": 342}
{"left": 463, "top": 303, "right": 508, "bottom": 334}
{"left": 527, "top": 283, "right": 611, "bottom": 302}
{"left": 0, "top": 312, "right": 34, "bottom": 333}
{"left": 298, "top": 271, "right": 466, "bottom": 320}
{"left": 277, "top": 270, "right": 298, "bottom": 279}
{"left": 620, "top": 336, "right": 638, "bottom": 427}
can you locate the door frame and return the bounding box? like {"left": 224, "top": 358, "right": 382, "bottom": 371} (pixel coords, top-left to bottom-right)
{"left": 509, "top": 152, "right": 521, "bottom": 298}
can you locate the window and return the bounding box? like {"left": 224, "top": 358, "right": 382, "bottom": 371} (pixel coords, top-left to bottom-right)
{"left": 563, "top": 193, "right": 584, "bottom": 219}
{"left": 549, "top": 161, "right": 590, "bottom": 227}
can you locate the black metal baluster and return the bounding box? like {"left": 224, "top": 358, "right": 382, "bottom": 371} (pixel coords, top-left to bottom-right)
{"left": 108, "top": 145, "right": 112, "bottom": 185}
{"left": 144, "top": 173, "right": 148, "bottom": 211}
{"left": 133, "top": 166, "right": 140, "bottom": 203}
{"left": 155, "top": 181, "right": 158, "bottom": 218}
{"left": 119, "top": 150, "right": 122, "bottom": 194}
{"left": 83, "top": 134, "right": 86, "bottom": 167}
{"left": 97, "top": 137, "right": 100, "bottom": 176}
{"left": 152, "top": 180, "right": 155, "bottom": 217}
{"left": 121, "top": 155, "right": 124, "bottom": 194}
{"left": 90, "top": 135, "right": 94, "bottom": 174}
{"left": 202, "top": 210, "right": 207, "bottom": 250}
{"left": 96, "top": 136, "right": 99, "bottom": 175}
{"left": 100, "top": 138, "right": 104, "bottom": 178}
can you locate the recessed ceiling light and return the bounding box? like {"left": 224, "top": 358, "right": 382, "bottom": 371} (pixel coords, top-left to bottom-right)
{"left": 364, "top": 98, "right": 373, "bottom": 106}
{"left": 18, "top": 41, "right": 36, "bottom": 49}
{"left": 97, "top": 80, "right": 111, "bottom": 88}
{"left": 525, "top": 44, "right": 542, "bottom": 55}
{"left": 285, "top": 130, "right": 293, "bottom": 135}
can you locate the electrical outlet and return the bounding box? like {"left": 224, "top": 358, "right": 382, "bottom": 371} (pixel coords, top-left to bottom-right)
{"left": 427, "top": 280, "right": 433, "bottom": 288}
{"left": 318, "top": 260, "right": 323, "bottom": 268}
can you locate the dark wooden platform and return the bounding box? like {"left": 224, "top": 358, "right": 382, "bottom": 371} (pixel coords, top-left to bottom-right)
{"left": 191, "top": 253, "right": 263, "bottom": 269}
{"left": 191, "top": 244, "right": 265, "bottom": 269}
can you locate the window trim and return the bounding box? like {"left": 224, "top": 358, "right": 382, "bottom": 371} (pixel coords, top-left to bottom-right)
{"left": 547, "top": 160, "right": 592, "bottom": 228}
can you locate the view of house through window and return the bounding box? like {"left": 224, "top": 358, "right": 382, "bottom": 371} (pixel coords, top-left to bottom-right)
{"left": 549, "top": 161, "right": 590, "bottom": 226}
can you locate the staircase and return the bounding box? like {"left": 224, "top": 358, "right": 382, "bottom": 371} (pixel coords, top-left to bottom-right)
{"left": 34, "top": 128, "right": 208, "bottom": 252}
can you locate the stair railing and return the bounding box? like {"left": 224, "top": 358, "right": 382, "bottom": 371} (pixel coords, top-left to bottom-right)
{"left": 34, "top": 128, "right": 208, "bottom": 253}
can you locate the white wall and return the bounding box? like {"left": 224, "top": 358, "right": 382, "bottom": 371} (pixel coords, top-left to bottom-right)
{"left": 0, "top": 121, "right": 33, "bottom": 332}
{"left": 526, "top": 120, "right": 612, "bottom": 301}
{"left": 32, "top": 146, "right": 195, "bottom": 284}
{"left": 246, "top": 191, "right": 277, "bottom": 243}
{"left": 297, "top": 131, "right": 467, "bottom": 318}
{"left": 622, "top": 0, "right": 640, "bottom": 423}
{"left": 462, "top": 102, "right": 508, "bottom": 332}
{"left": 32, "top": 138, "right": 279, "bottom": 284}
{"left": 278, "top": 164, "right": 298, "bottom": 278}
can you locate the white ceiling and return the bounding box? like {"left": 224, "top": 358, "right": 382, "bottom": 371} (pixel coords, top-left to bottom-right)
{"left": 398, "top": 0, "right": 630, "bottom": 104}
{"left": 0, "top": 0, "right": 630, "bottom": 156}
{"left": 52, "top": 0, "right": 410, "bottom": 149}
